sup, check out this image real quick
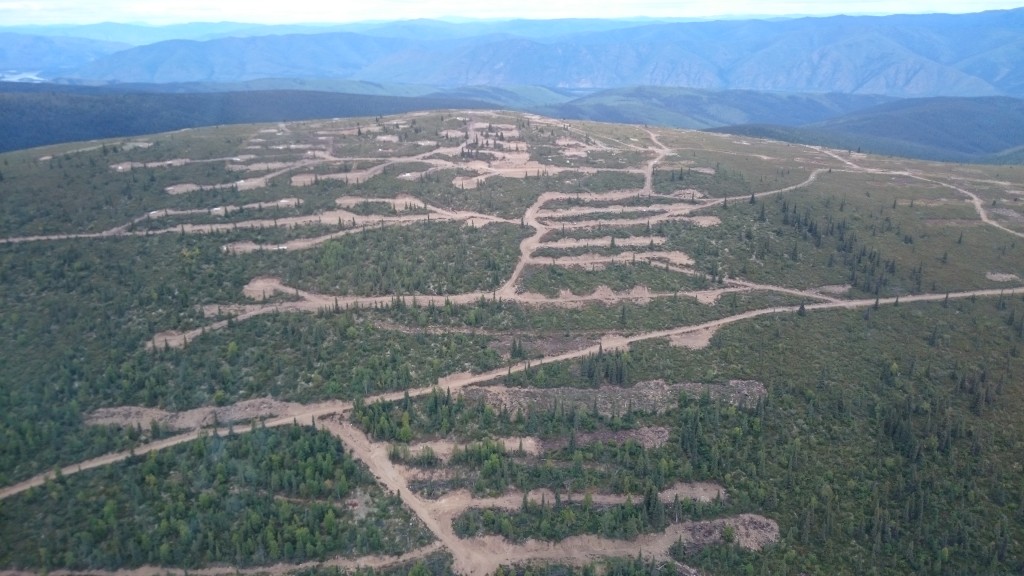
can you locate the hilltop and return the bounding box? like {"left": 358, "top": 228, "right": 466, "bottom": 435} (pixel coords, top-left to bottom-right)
{"left": 0, "top": 111, "right": 1023, "bottom": 575}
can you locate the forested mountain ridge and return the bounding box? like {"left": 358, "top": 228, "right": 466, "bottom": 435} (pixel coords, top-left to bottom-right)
{"left": 6, "top": 81, "right": 1023, "bottom": 165}
{"left": 4, "top": 9, "right": 1021, "bottom": 97}
{"left": 0, "top": 84, "right": 488, "bottom": 153}
{"left": 0, "top": 32, "right": 128, "bottom": 77}
{"left": 536, "top": 87, "right": 894, "bottom": 129}
{"left": 711, "top": 95, "right": 1024, "bottom": 163}
{"left": 1, "top": 110, "right": 1024, "bottom": 575}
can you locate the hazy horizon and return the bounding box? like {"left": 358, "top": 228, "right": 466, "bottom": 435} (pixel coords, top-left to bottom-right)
{"left": 2, "top": 0, "right": 1022, "bottom": 26}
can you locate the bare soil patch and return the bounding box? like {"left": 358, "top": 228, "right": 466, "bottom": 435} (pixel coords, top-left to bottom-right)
{"left": 466, "top": 379, "right": 765, "bottom": 418}
{"left": 457, "top": 513, "right": 777, "bottom": 575}
{"left": 816, "top": 284, "right": 852, "bottom": 295}
{"left": 691, "top": 288, "right": 746, "bottom": 305}
{"left": 993, "top": 207, "right": 1024, "bottom": 222}
{"left": 542, "top": 426, "right": 671, "bottom": 451}
{"left": 165, "top": 183, "right": 202, "bottom": 195}
{"left": 490, "top": 333, "right": 597, "bottom": 359}
{"left": 407, "top": 436, "right": 542, "bottom": 463}
{"left": 85, "top": 397, "right": 304, "bottom": 432}
{"left": 673, "top": 379, "right": 767, "bottom": 407}
{"left": 987, "top": 272, "right": 1022, "bottom": 282}
{"left": 668, "top": 326, "right": 717, "bottom": 349}
{"left": 537, "top": 236, "right": 666, "bottom": 249}
{"left": 923, "top": 218, "right": 982, "bottom": 227}
{"left": 687, "top": 215, "right": 721, "bottom": 227}
{"left": 336, "top": 195, "right": 427, "bottom": 211}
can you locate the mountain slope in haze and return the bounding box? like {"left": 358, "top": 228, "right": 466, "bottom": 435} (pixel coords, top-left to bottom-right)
{"left": 538, "top": 87, "right": 893, "bottom": 128}
{"left": 429, "top": 85, "right": 581, "bottom": 108}
{"left": 68, "top": 33, "right": 420, "bottom": 84}
{"left": 0, "top": 84, "right": 486, "bottom": 152}
{"left": 0, "top": 33, "right": 127, "bottom": 77}
{"left": 0, "top": 23, "right": 273, "bottom": 45}
{"left": 712, "top": 96, "right": 1024, "bottom": 163}
{"left": 46, "top": 9, "right": 1024, "bottom": 98}
{"left": 0, "top": 19, "right": 665, "bottom": 45}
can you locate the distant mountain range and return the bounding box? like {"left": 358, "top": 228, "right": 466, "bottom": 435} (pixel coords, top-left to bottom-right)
{"left": 2, "top": 10, "right": 1023, "bottom": 163}
{"left": 3, "top": 81, "right": 1022, "bottom": 164}
{"left": 711, "top": 96, "right": 1024, "bottom": 163}
{"left": 2, "top": 9, "right": 1023, "bottom": 97}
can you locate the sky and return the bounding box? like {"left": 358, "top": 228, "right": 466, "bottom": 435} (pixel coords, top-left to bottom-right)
{"left": 1, "top": 0, "right": 1021, "bottom": 25}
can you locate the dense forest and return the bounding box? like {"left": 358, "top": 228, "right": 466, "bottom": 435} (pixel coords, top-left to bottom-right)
{"left": 0, "top": 425, "right": 433, "bottom": 570}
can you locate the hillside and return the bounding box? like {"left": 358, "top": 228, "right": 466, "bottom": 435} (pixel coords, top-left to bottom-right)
{"left": 1, "top": 111, "right": 1024, "bottom": 576}
{"left": 713, "top": 96, "right": 1024, "bottom": 163}
{"left": 8, "top": 81, "right": 1021, "bottom": 165}
{"left": 0, "top": 84, "right": 486, "bottom": 152}
{"left": 538, "top": 86, "right": 893, "bottom": 129}
{"left": 3, "top": 9, "right": 1018, "bottom": 97}
{"left": 0, "top": 32, "right": 127, "bottom": 78}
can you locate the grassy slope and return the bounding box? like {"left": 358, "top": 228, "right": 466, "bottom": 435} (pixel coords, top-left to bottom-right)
{"left": 712, "top": 96, "right": 1024, "bottom": 163}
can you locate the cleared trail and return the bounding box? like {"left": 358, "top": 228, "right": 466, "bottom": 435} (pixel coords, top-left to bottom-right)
{"left": 0, "top": 544, "right": 444, "bottom": 576}
{"left": 5, "top": 284, "right": 1014, "bottom": 502}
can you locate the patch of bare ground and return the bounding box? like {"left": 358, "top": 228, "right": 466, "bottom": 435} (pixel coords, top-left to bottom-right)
{"left": 458, "top": 514, "right": 777, "bottom": 574}
{"left": 148, "top": 329, "right": 189, "bottom": 349}
{"left": 335, "top": 195, "right": 428, "bottom": 211}
{"left": 511, "top": 285, "right": 669, "bottom": 307}
{"left": 669, "top": 188, "right": 705, "bottom": 199}
{"left": 85, "top": 397, "right": 305, "bottom": 432}
{"left": 539, "top": 205, "right": 669, "bottom": 219}
{"left": 542, "top": 426, "right": 672, "bottom": 451}
{"left": 242, "top": 276, "right": 293, "bottom": 300}
{"left": 993, "top": 207, "right": 1024, "bottom": 223}
{"left": 226, "top": 161, "right": 292, "bottom": 172}
{"left": 437, "top": 482, "right": 724, "bottom": 519}
{"left": 668, "top": 326, "right": 718, "bottom": 349}
{"left": 293, "top": 171, "right": 367, "bottom": 186}
{"left": 532, "top": 251, "right": 694, "bottom": 269}
{"left": 897, "top": 198, "right": 959, "bottom": 207}
{"left": 816, "top": 284, "right": 852, "bottom": 295}
{"left": 673, "top": 379, "right": 767, "bottom": 408}
{"left": 690, "top": 287, "right": 747, "bottom": 305}
{"left": 687, "top": 215, "right": 721, "bottom": 227}
{"left": 406, "top": 437, "right": 542, "bottom": 463}
{"left": 0, "top": 543, "right": 447, "bottom": 576}
{"left": 537, "top": 236, "right": 666, "bottom": 249}
{"left": 490, "top": 333, "right": 598, "bottom": 358}
{"left": 345, "top": 488, "right": 375, "bottom": 521}
{"left": 923, "top": 218, "right": 983, "bottom": 227}
{"left": 165, "top": 183, "right": 201, "bottom": 195}
{"left": 466, "top": 379, "right": 766, "bottom": 418}
{"left": 987, "top": 272, "right": 1022, "bottom": 282}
